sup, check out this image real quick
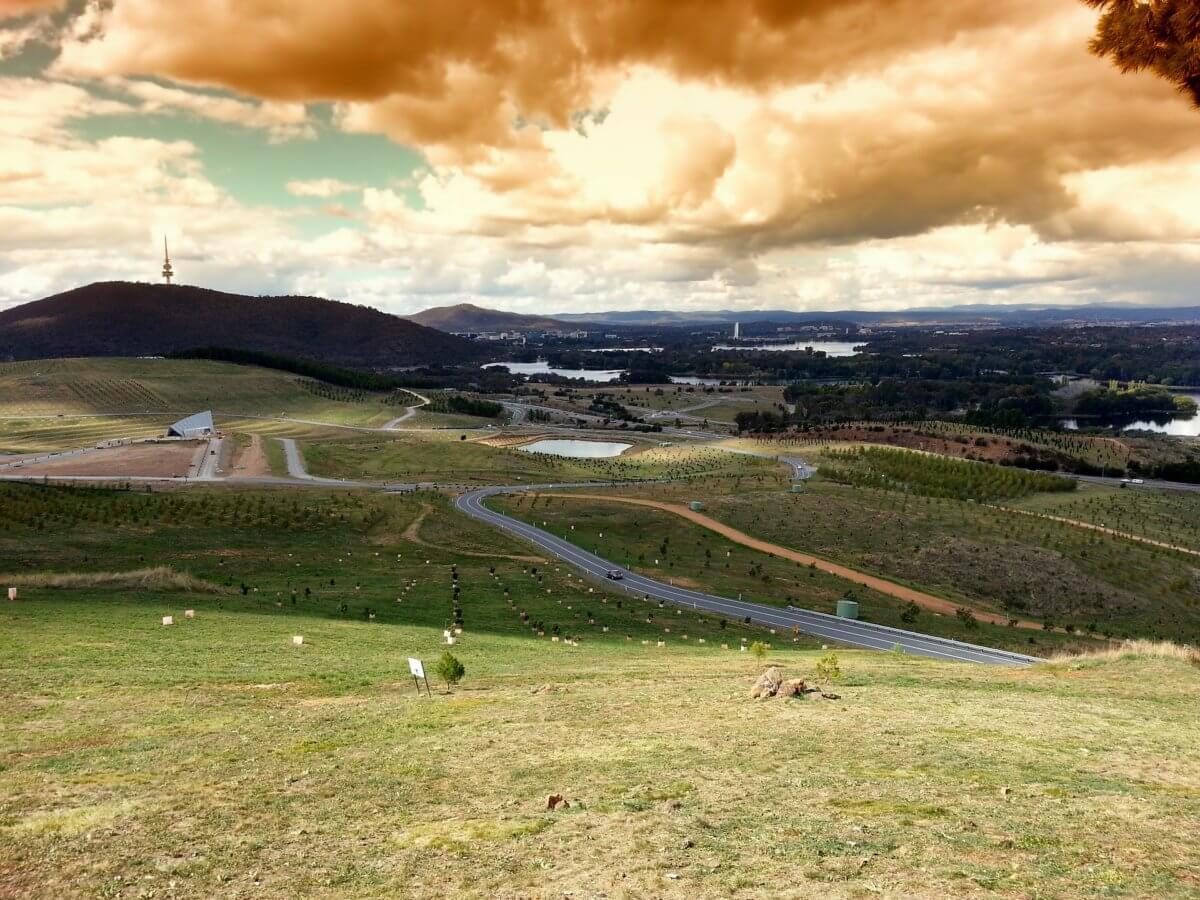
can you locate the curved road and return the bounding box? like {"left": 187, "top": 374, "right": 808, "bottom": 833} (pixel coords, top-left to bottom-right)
{"left": 455, "top": 485, "right": 1040, "bottom": 667}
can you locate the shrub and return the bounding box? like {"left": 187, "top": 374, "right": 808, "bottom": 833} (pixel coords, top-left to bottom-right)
{"left": 749, "top": 641, "right": 768, "bottom": 662}
{"left": 815, "top": 651, "right": 842, "bottom": 683}
{"left": 435, "top": 652, "right": 466, "bottom": 689}
{"left": 955, "top": 607, "right": 979, "bottom": 628}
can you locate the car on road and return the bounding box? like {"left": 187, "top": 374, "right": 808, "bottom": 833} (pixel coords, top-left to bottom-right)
{"left": 606, "top": 569, "right": 624, "bottom": 580}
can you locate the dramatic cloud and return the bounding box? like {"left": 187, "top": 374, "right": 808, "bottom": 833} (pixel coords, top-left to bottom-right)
{"left": 1, "top": 0, "right": 1199, "bottom": 312}
{"left": 114, "top": 79, "right": 314, "bottom": 140}
{"left": 286, "top": 178, "right": 361, "bottom": 199}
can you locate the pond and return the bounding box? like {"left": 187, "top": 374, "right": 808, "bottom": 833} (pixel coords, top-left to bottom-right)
{"left": 710, "top": 340, "right": 867, "bottom": 357}
{"left": 518, "top": 439, "right": 633, "bottom": 458}
{"left": 483, "top": 361, "right": 627, "bottom": 382}
{"left": 1060, "top": 392, "right": 1200, "bottom": 436}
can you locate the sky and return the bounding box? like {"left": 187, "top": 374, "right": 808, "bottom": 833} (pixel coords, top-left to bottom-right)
{"left": 2, "top": 0, "right": 1200, "bottom": 316}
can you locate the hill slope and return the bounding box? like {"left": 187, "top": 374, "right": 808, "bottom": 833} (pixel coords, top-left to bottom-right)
{"left": 408, "top": 302, "right": 575, "bottom": 332}
{"left": 0, "top": 282, "right": 479, "bottom": 367}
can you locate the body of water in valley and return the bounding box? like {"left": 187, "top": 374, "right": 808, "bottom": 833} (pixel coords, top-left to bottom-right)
{"left": 483, "top": 361, "right": 627, "bottom": 382}
{"left": 710, "top": 341, "right": 866, "bottom": 357}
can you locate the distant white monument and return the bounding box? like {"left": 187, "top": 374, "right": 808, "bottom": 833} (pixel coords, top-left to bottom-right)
{"left": 161, "top": 236, "right": 174, "bottom": 285}
{"left": 733, "top": 321, "right": 740, "bottom": 339}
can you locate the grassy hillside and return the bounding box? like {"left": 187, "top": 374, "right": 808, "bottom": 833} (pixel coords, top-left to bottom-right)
{"left": 496, "top": 471, "right": 1200, "bottom": 645}
{"left": 304, "top": 435, "right": 782, "bottom": 485}
{"left": 0, "top": 358, "right": 405, "bottom": 424}
{"left": 1, "top": 482, "right": 1197, "bottom": 897}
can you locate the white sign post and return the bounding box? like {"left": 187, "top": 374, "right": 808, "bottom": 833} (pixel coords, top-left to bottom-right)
{"left": 408, "top": 657, "right": 430, "bottom": 696}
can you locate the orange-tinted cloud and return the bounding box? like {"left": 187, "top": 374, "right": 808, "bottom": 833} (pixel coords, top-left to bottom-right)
{"left": 0, "top": 0, "right": 63, "bottom": 17}
{"left": 44, "top": 0, "right": 1200, "bottom": 252}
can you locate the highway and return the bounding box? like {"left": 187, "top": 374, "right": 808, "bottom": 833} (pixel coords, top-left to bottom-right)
{"left": 455, "top": 485, "right": 1040, "bottom": 667}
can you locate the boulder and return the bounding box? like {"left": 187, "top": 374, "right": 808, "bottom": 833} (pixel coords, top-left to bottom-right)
{"left": 749, "top": 666, "right": 784, "bottom": 699}
{"left": 780, "top": 679, "right": 808, "bottom": 698}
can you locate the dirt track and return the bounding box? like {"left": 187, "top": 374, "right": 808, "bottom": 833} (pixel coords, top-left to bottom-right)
{"left": 538, "top": 492, "right": 1046, "bottom": 630}
{"left": 227, "top": 434, "right": 271, "bottom": 478}
{"left": 995, "top": 504, "right": 1200, "bottom": 558}
{"left": 404, "top": 503, "right": 545, "bottom": 563}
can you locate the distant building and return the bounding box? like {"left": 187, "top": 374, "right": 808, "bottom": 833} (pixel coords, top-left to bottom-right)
{"left": 733, "top": 321, "right": 740, "bottom": 339}
{"left": 166, "top": 410, "right": 214, "bottom": 439}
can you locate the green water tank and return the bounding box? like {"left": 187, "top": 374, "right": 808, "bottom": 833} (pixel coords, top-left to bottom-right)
{"left": 689, "top": 501, "right": 704, "bottom": 511}
{"left": 836, "top": 599, "right": 859, "bottom": 620}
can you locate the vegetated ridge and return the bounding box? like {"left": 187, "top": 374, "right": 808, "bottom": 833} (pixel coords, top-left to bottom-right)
{"left": 407, "top": 302, "right": 576, "bottom": 333}
{"left": 0, "top": 282, "right": 481, "bottom": 368}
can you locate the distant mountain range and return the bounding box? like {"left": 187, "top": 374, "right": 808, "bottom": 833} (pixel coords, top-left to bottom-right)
{"left": 0, "top": 282, "right": 479, "bottom": 368}
{"left": 546, "top": 305, "right": 1200, "bottom": 327}
{"left": 407, "top": 303, "right": 573, "bottom": 332}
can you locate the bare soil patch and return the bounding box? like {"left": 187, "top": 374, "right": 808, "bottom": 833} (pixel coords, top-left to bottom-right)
{"left": 228, "top": 434, "right": 271, "bottom": 478}
{"left": 14, "top": 442, "right": 201, "bottom": 477}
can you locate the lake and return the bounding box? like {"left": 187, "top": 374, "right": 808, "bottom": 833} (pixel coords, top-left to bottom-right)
{"left": 518, "top": 439, "right": 633, "bottom": 458}
{"left": 710, "top": 341, "right": 867, "bottom": 357}
{"left": 483, "top": 361, "right": 627, "bottom": 382}
{"left": 1060, "top": 392, "right": 1200, "bottom": 436}
{"left": 668, "top": 375, "right": 755, "bottom": 386}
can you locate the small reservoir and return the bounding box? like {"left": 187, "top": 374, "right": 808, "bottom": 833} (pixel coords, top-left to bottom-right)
{"left": 519, "top": 439, "right": 633, "bottom": 459}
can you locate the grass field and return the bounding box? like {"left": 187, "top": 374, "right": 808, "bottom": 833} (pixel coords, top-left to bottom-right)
{"left": 1012, "top": 482, "right": 1200, "bottom": 549}
{"left": 303, "top": 434, "right": 782, "bottom": 485}
{"left": 498, "top": 469, "right": 1200, "bottom": 645}
{"left": 0, "top": 358, "right": 410, "bottom": 428}
{"left": 492, "top": 490, "right": 1097, "bottom": 656}
{"left": 2, "top": 481, "right": 1199, "bottom": 898}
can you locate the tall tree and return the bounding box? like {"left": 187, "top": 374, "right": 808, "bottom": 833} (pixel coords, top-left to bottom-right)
{"left": 1084, "top": 1, "right": 1200, "bottom": 106}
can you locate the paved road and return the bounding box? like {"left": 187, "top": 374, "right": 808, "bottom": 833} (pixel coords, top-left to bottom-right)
{"left": 193, "top": 436, "right": 224, "bottom": 481}
{"left": 455, "top": 485, "right": 1039, "bottom": 667}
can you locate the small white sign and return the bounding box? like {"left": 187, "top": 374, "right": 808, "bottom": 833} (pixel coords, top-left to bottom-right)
{"left": 184, "top": 609, "right": 195, "bottom": 619}
{"left": 293, "top": 635, "right": 304, "bottom": 646}
{"left": 162, "top": 616, "right": 174, "bottom": 626}
{"left": 408, "top": 657, "right": 425, "bottom": 679}
{"left": 7, "top": 587, "right": 16, "bottom": 601}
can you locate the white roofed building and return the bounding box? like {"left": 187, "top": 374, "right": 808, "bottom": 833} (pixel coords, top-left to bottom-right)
{"left": 166, "top": 410, "right": 214, "bottom": 439}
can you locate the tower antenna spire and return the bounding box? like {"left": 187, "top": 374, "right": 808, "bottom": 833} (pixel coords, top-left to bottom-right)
{"left": 161, "top": 236, "right": 174, "bottom": 285}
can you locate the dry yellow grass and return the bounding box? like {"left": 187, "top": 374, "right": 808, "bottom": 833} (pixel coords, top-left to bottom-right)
{"left": 1049, "top": 639, "right": 1200, "bottom": 667}
{"left": 1, "top": 566, "right": 223, "bottom": 593}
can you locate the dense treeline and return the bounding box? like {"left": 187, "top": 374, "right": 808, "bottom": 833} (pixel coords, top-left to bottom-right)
{"left": 171, "top": 347, "right": 403, "bottom": 391}
{"left": 1075, "top": 385, "right": 1196, "bottom": 417}
{"left": 425, "top": 394, "right": 504, "bottom": 418}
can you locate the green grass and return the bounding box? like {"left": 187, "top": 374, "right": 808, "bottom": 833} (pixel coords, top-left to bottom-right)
{"left": 0, "top": 358, "right": 405, "bottom": 428}
{"left": 820, "top": 445, "right": 1077, "bottom": 501}
{"left": 491, "top": 489, "right": 1101, "bottom": 656}
{"left": 2, "top": 485, "right": 1198, "bottom": 897}
{"left": 303, "top": 434, "right": 782, "bottom": 485}
{"left": 1012, "top": 482, "right": 1200, "bottom": 549}
{"left": 690, "top": 480, "right": 1200, "bottom": 642}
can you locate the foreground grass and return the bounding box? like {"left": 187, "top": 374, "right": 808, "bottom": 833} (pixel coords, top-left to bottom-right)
{"left": 3, "top": 592, "right": 1198, "bottom": 898}
{"left": 1, "top": 482, "right": 1199, "bottom": 896}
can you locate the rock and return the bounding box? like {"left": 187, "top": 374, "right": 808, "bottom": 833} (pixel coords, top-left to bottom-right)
{"left": 750, "top": 666, "right": 784, "bottom": 699}
{"left": 780, "top": 679, "right": 807, "bottom": 698}
{"left": 820, "top": 692, "right": 841, "bottom": 700}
